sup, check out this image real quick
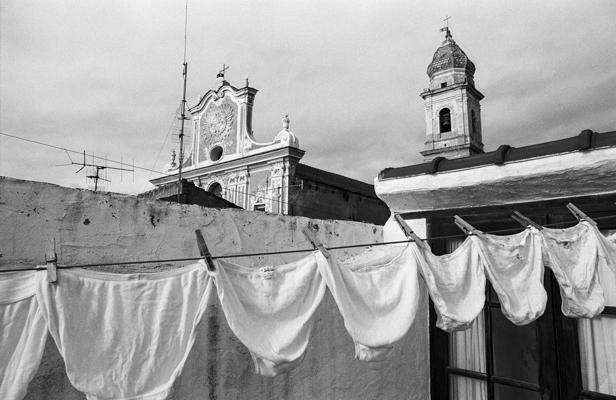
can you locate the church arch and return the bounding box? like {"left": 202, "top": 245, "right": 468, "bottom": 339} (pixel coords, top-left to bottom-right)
{"left": 207, "top": 182, "right": 223, "bottom": 197}
{"left": 439, "top": 108, "right": 452, "bottom": 133}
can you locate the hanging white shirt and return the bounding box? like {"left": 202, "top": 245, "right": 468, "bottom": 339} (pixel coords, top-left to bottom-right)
{"left": 316, "top": 244, "right": 420, "bottom": 362}
{"left": 0, "top": 270, "right": 48, "bottom": 400}
{"left": 210, "top": 253, "right": 327, "bottom": 376}
{"left": 414, "top": 237, "right": 486, "bottom": 331}
{"left": 475, "top": 229, "right": 547, "bottom": 325}
{"left": 36, "top": 264, "right": 212, "bottom": 400}
{"left": 541, "top": 222, "right": 605, "bottom": 318}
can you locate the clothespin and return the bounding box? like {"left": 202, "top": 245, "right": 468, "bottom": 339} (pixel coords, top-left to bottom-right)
{"left": 566, "top": 203, "right": 597, "bottom": 226}
{"left": 45, "top": 238, "right": 58, "bottom": 284}
{"left": 454, "top": 215, "right": 483, "bottom": 236}
{"left": 195, "top": 229, "right": 216, "bottom": 272}
{"left": 302, "top": 226, "right": 331, "bottom": 259}
{"left": 393, "top": 213, "right": 429, "bottom": 249}
{"left": 511, "top": 211, "right": 543, "bottom": 230}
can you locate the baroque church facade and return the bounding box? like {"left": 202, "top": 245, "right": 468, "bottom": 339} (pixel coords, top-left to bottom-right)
{"left": 150, "top": 78, "right": 389, "bottom": 225}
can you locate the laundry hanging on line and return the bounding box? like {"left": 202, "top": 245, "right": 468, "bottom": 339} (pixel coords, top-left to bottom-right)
{"left": 35, "top": 264, "right": 212, "bottom": 400}
{"left": 207, "top": 252, "right": 327, "bottom": 376}
{"left": 0, "top": 271, "right": 48, "bottom": 400}
{"left": 2, "top": 209, "right": 616, "bottom": 398}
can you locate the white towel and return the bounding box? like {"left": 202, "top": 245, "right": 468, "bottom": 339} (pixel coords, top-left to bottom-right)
{"left": 414, "top": 237, "right": 486, "bottom": 331}
{"left": 475, "top": 229, "right": 547, "bottom": 325}
{"left": 0, "top": 270, "right": 48, "bottom": 400}
{"left": 541, "top": 222, "right": 605, "bottom": 318}
{"left": 316, "top": 244, "right": 420, "bottom": 362}
{"left": 210, "top": 253, "right": 326, "bottom": 376}
{"left": 36, "top": 264, "right": 212, "bottom": 400}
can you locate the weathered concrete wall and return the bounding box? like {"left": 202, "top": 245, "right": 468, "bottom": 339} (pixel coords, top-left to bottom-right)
{"left": 0, "top": 176, "right": 429, "bottom": 400}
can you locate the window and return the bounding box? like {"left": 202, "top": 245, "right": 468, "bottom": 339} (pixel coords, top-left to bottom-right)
{"left": 443, "top": 238, "right": 547, "bottom": 400}
{"left": 578, "top": 229, "right": 616, "bottom": 398}
{"left": 428, "top": 208, "right": 616, "bottom": 400}
{"left": 442, "top": 82, "right": 448, "bottom": 88}
{"left": 253, "top": 203, "right": 266, "bottom": 212}
{"left": 439, "top": 108, "right": 452, "bottom": 133}
{"left": 209, "top": 145, "right": 223, "bottom": 162}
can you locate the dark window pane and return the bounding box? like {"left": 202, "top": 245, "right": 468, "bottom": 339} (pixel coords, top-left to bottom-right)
{"left": 491, "top": 310, "right": 539, "bottom": 383}
{"left": 450, "top": 375, "right": 487, "bottom": 400}
{"left": 494, "top": 383, "right": 541, "bottom": 400}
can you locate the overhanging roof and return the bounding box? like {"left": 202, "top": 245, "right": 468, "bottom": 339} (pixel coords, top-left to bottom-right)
{"left": 375, "top": 130, "right": 616, "bottom": 213}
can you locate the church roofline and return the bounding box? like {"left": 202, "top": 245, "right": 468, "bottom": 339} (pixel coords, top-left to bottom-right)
{"left": 188, "top": 80, "right": 258, "bottom": 114}
{"left": 150, "top": 146, "right": 305, "bottom": 186}
{"left": 378, "top": 129, "right": 616, "bottom": 181}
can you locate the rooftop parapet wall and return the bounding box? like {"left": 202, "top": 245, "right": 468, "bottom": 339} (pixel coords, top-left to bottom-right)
{"left": 0, "top": 176, "right": 429, "bottom": 400}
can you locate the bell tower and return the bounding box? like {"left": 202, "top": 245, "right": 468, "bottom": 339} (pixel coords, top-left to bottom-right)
{"left": 420, "top": 26, "right": 484, "bottom": 161}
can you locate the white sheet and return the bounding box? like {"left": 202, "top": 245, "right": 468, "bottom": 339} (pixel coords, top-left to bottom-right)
{"left": 36, "top": 264, "right": 212, "bottom": 400}
{"left": 210, "top": 252, "right": 326, "bottom": 376}
{"left": 475, "top": 229, "right": 547, "bottom": 325}
{"left": 414, "top": 237, "right": 486, "bottom": 331}
{"left": 541, "top": 222, "right": 605, "bottom": 318}
{"left": 317, "top": 244, "right": 420, "bottom": 361}
{"left": 0, "top": 270, "right": 48, "bottom": 400}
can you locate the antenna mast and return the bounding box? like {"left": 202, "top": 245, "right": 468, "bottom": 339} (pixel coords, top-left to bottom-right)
{"left": 177, "top": 0, "right": 189, "bottom": 203}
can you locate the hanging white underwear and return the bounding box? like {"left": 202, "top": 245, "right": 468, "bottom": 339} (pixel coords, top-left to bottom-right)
{"left": 0, "top": 270, "right": 47, "bottom": 400}
{"left": 475, "top": 229, "right": 547, "bottom": 325}
{"left": 541, "top": 222, "right": 605, "bottom": 318}
{"left": 316, "top": 244, "right": 420, "bottom": 362}
{"left": 210, "top": 252, "right": 326, "bottom": 376}
{"left": 36, "top": 264, "right": 212, "bottom": 400}
{"left": 413, "top": 237, "right": 486, "bottom": 331}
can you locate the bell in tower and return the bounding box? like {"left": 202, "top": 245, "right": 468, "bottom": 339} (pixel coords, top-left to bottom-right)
{"left": 420, "top": 25, "right": 485, "bottom": 161}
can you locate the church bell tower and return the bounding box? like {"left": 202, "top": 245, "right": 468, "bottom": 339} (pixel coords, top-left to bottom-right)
{"left": 420, "top": 26, "right": 484, "bottom": 161}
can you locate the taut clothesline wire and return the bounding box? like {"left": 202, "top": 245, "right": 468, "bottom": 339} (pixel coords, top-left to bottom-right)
{"left": 1, "top": 214, "right": 614, "bottom": 274}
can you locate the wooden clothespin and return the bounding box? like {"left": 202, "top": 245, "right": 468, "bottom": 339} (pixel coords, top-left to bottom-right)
{"left": 302, "top": 226, "right": 331, "bottom": 259}
{"left": 511, "top": 211, "right": 543, "bottom": 230}
{"left": 195, "top": 229, "right": 216, "bottom": 272}
{"left": 393, "top": 213, "right": 429, "bottom": 249}
{"left": 45, "top": 238, "right": 58, "bottom": 284}
{"left": 566, "top": 203, "right": 597, "bottom": 226}
{"left": 454, "top": 215, "right": 483, "bottom": 236}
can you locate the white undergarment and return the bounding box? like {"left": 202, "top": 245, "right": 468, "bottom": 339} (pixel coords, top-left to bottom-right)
{"left": 475, "top": 229, "right": 547, "bottom": 325}
{"left": 317, "top": 244, "right": 420, "bottom": 362}
{"left": 36, "top": 264, "right": 212, "bottom": 400}
{"left": 0, "top": 270, "right": 47, "bottom": 400}
{"left": 414, "top": 237, "right": 486, "bottom": 331}
{"left": 210, "top": 252, "right": 327, "bottom": 376}
{"left": 541, "top": 222, "right": 605, "bottom": 318}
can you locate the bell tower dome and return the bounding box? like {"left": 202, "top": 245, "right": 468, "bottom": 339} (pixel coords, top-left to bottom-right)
{"left": 420, "top": 26, "right": 484, "bottom": 161}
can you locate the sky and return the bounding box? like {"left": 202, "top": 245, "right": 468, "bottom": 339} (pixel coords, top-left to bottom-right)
{"left": 1, "top": 0, "right": 615, "bottom": 194}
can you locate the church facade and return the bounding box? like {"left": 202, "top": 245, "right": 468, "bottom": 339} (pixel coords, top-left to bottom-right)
{"left": 150, "top": 78, "right": 389, "bottom": 225}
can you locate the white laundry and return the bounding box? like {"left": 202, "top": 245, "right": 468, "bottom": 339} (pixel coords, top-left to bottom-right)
{"left": 316, "top": 244, "right": 420, "bottom": 362}
{"left": 475, "top": 229, "right": 547, "bottom": 325}
{"left": 541, "top": 222, "right": 605, "bottom": 318}
{"left": 595, "top": 230, "right": 616, "bottom": 272}
{"left": 0, "top": 270, "right": 48, "bottom": 400}
{"left": 414, "top": 237, "right": 486, "bottom": 331}
{"left": 210, "top": 253, "right": 326, "bottom": 376}
{"left": 35, "top": 264, "right": 212, "bottom": 400}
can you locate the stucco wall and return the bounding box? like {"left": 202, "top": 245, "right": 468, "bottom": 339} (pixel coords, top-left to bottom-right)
{"left": 0, "top": 176, "right": 429, "bottom": 400}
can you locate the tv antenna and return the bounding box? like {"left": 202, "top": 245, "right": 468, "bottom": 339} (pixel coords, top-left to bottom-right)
{"left": 58, "top": 150, "right": 134, "bottom": 192}
{"left": 176, "top": 0, "right": 190, "bottom": 203}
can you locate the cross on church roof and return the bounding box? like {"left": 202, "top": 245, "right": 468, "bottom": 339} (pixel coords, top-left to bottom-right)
{"left": 440, "top": 16, "right": 452, "bottom": 40}
{"left": 216, "top": 64, "right": 229, "bottom": 80}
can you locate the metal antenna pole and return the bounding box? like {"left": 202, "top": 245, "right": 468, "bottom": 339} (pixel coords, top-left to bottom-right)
{"left": 177, "top": 0, "right": 189, "bottom": 203}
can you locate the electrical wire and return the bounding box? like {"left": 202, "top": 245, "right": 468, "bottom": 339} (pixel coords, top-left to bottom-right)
{"left": 1, "top": 214, "right": 614, "bottom": 273}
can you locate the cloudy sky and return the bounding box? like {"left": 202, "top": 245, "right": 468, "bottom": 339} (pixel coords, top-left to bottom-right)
{"left": 1, "top": 0, "right": 615, "bottom": 194}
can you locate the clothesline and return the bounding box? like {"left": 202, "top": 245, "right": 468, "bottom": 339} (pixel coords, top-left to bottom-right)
{"left": 1, "top": 213, "right": 614, "bottom": 274}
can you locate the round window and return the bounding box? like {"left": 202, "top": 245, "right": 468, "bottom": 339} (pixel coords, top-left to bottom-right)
{"left": 210, "top": 146, "right": 223, "bottom": 162}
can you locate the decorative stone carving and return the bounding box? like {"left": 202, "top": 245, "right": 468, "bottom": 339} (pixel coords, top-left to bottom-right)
{"left": 200, "top": 103, "right": 234, "bottom": 149}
